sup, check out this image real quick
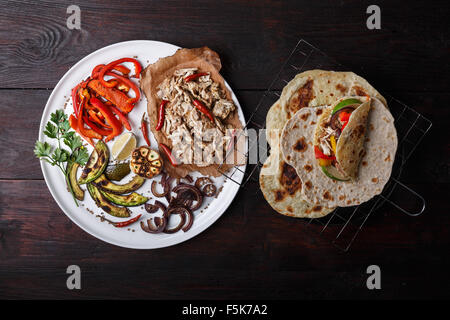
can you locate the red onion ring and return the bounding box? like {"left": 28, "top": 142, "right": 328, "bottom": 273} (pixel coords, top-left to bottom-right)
{"left": 172, "top": 183, "right": 203, "bottom": 211}
{"left": 163, "top": 207, "right": 187, "bottom": 234}
{"left": 140, "top": 217, "right": 167, "bottom": 234}
{"left": 151, "top": 180, "right": 168, "bottom": 197}
{"left": 144, "top": 203, "right": 159, "bottom": 214}
{"left": 145, "top": 200, "right": 167, "bottom": 214}
{"left": 181, "top": 207, "right": 194, "bottom": 232}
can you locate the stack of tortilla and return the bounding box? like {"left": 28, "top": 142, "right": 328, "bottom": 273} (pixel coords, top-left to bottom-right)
{"left": 259, "top": 70, "right": 397, "bottom": 218}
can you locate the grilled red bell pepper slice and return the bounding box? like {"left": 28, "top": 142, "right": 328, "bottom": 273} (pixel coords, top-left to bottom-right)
{"left": 160, "top": 143, "right": 178, "bottom": 167}
{"left": 89, "top": 96, "right": 123, "bottom": 142}
{"left": 112, "top": 64, "right": 130, "bottom": 75}
{"left": 92, "top": 64, "right": 130, "bottom": 79}
{"left": 109, "top": 105, "right": 131, "bottom": 131}
{"left": 156, "top": 100, "right": 169, "bottom": 131}
{"left": 91, "top": 64, "right": 105, "bottom": 79}
{"left": 98, "top": 58, "right": 142, "bottom": 87}
{"left": 87, "top": 79, "right": 134, "bottom": 114}
{"left": 88, "top": 110, "right": 112, "bottom": 129}
{"left": 71, "top": 84, "right": 81, "bottom": 116}
{"left": 193, "top": 99, "right": 214, "bottom": 122}
{"left": 314, "top": 146, "right": 335, "bottom": 160}
{"left": 69, "top": 114, "right": 94, "bottom": 147}
{"left": 184, "top": 72, "right": 208, "bottom": 82}
{"left": 105, "top": 71, "right": 140, "bottom": 104}
{"left": 83, "top": 114, "right": 113, "bottom": 136}
{"left": 76, "top": 99, "right": 103, "bottom": 140}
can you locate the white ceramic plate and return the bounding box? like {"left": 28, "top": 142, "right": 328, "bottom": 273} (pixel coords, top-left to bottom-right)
{"left": 39, "top": 40, "right": 246, "bottom": 249}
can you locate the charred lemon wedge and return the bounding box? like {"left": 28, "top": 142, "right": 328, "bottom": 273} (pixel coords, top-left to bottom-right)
{"left": 130, "top": 146, "right": 163, "bottom": 178}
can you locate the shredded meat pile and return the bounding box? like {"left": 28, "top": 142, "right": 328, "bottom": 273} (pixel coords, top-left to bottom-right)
{"left": 156, "top": 68, "right": 236, "bottom": 166}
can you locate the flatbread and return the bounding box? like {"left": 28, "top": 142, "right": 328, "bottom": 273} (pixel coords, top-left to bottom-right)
{"left": 261, "top": 70, "right": 387, "bottom": 218}
{"left": 259, "top": 101, "right": 332, "bottom": 218}
{"left": 281, "top": 98, "right": 397, "bottom": 207}
{"left": 140, "top": 47, "right": 243, "bottom": 178}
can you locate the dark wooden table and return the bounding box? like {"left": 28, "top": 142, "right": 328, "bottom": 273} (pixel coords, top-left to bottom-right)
{"left": 0, "top": 0, "right": 448, "bottom": 300}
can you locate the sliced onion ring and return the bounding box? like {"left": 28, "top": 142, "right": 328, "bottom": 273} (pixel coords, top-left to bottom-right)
{"left": 144, "top": 203, "right": 159, "bottom": 214}
{"left": 151, "top": 180, "right": 168, "bottom": 197}
{"left": 163, "top": 207, "right": 187, "bottom": 234}
{"left": 140, "top": 217, "right": 167, "bottom": 234}
{"left": 145, "top": 200, "right": 167, "bottom": 214}
{"left": 173, "top": 183, "right": 203, "bottom": 210}
{"left": 181, "top": 207, "right": 194, "bottom": 232}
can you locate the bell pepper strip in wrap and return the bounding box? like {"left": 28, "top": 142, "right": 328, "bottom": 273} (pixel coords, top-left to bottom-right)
{"left": 338, "top": 110, "right": 352, "bottom": 131}
{"left": 330, "top": 135, "right": 337, "bottom": 154}
{"left": 87, "top": 79, "right": 134, "bottom": 114}
{"left": 314, "top": 146, "right": 335, "bottom": 161}
{"left": 141, "top": 113, "right": 151, "bottom": 146}
{"left": 184, "top": 72, "right": 208, "bottom": 82}
{"left": 155, "top": 100, "right": 169, "bottom": 131}
{"left": 192, "top": 99, "right": 214, "bottom": 122}
{"left": 318, "top": 158, "right": 332, "bottom": 167}
{"left": 159, "top": 143, "right": 178, "bottom": 167}
{"left": 69, "top": 114, "right": 94, "bottom": 147}
{"left": 89, "top": 96, "right": 123, "bottom": 142}
{"left": 338, "top": 111, "right": 351, "bottom": 122}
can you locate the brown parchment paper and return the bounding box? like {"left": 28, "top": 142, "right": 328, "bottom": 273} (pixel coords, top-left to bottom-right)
{"left": 140, "top": 47, "right": 244, "bottom": 178}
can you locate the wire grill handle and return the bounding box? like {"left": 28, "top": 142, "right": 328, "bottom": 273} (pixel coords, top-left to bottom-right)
{"left": 379, "top": 177, "right": 426, "bottom": 217}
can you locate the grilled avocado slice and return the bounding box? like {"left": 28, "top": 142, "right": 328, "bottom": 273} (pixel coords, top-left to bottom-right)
{"left": 99, "top": 189, "right": 148, "bottom": 207}
{"left": 93, "top": 174, "right": 146, "bottom": 195}
{"left": 67, "top": 161, "right": 84, "bottom": 201}
{"left": 87, "top": 183, "right": 131, "bottom": 218}
{"left": 78, "top": 140, "right": 109, "bottom": 184}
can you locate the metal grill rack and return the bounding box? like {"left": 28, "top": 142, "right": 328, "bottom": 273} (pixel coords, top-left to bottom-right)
{"left": 219, "top": 39, "right": 432, "bottom": 251}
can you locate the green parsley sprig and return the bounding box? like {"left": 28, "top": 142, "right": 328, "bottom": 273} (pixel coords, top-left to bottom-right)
{"left": 34, "top": 109, "right": 89, "bottom": 206}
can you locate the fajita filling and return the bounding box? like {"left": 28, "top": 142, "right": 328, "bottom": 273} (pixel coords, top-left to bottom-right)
{"left": 155, "top": 68, "right": 236, "bottom": 166}
{"left": 314, "top": 98, "right": 364, "bottom": 181}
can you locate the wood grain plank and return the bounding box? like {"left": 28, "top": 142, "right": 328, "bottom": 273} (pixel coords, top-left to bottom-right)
{"left": 0, "top": 0, "right": 448, "bottom": 92}
{"left": 0, "top": 179, "right": 449, "bottom": 299}
{"left": 1, "top": 0, "right": 449, "bottom": 300}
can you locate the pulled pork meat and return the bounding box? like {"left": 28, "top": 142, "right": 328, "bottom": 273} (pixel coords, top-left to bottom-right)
{"left": 319, "top": 125, "right": 338, "bottom": 156}
{"left": 156, "top": 68, "right": 236, "bottom": 166}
